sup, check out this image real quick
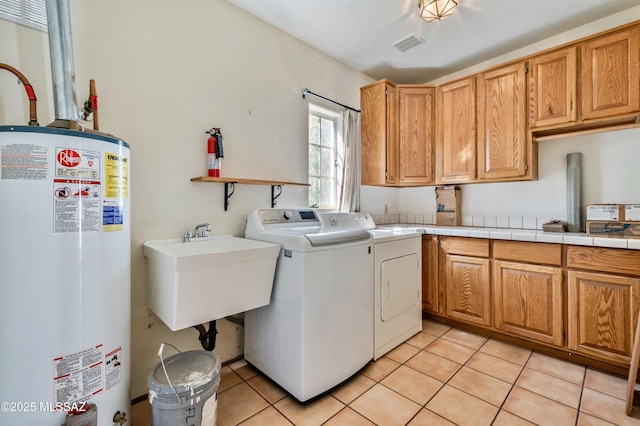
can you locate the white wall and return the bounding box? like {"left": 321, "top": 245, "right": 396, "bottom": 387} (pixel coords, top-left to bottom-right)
{"left": 0, "top": 19, "right": 52, "bottom": 125}
{"left": 1, "top": 0, "right": 373, "bottom": 398}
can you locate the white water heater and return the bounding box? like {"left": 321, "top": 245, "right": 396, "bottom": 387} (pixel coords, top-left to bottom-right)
{"left": 0, "top": 125, "right": 131, "bottom": 425}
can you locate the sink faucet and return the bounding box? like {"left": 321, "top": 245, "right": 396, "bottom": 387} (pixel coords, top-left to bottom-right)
{"left": 184, "top": 223, "right": 211, "bottom": 242}
{"left": 194, "top": 223, "right": 211, "bottom": 238}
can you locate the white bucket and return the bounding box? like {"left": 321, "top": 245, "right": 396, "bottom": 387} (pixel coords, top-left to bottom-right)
{"left": 148, "top": 351, "right": 221, "bottom": 426}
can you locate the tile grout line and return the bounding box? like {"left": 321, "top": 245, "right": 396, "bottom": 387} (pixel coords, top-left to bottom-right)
{"left": 574, "top": 365, "right": 587, "bottom": 426}
{"left": 220, "top": 324, "right": 634, "bottom": 426}
{"left": 487, "top": 346, "right": 534, "bottom": 425}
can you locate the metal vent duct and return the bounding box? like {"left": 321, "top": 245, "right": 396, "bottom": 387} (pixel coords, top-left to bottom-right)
{"left": 393, "top": 34, "right": 425, "bottom": 52}
{"left": 45, "top": 0, "right": 78, "bottom": 123}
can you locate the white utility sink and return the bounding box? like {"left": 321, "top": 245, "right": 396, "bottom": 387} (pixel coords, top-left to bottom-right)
{"left": 143, "top": 235, "right": 280, "bottom": 331}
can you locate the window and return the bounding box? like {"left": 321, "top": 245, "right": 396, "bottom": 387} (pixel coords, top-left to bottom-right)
{"left": 0, "top": 0, "right": 47, "bottom": 32}
{"left": 308, "top": 105, "right": 343, "bottom": 208}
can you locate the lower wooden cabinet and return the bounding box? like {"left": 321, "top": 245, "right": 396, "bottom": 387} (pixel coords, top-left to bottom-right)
{"left": 445, "top": 254, "right": 491, "bottom": 326}
{"left": 568, "top": 270, "right": 640, "bottom": 364}
{"left": 426, "top": 237, "right": 640, "bottom": 372}
{"left": 493, "top": 261, "right": 563, "bottom": 345}
{"left": 422, "top": 235, "right": 439, "bottom": 313}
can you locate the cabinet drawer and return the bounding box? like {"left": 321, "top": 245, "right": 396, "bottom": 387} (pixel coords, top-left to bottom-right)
{"left": 567, "top": 246, "right": 640, "bottom": 276}
{"left": 494, "top": 241, "right": 562, "bottom": 266}
{"left": 441, "top": 237, "right": 489, "bottom": 257}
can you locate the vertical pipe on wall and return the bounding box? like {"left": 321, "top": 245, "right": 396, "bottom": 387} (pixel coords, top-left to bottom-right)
{"left": 45, "top": 0, "right": 78, "bottom": 121}
{"left": 566, "top": 152, "right": 583, "bottom": 232}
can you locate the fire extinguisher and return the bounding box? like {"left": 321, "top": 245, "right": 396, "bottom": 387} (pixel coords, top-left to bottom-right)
{"left": 206, "top": 128, "right": 224, "bottom": 177}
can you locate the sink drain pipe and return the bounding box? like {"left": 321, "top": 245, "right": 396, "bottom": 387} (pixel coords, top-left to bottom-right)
{"left": 193, "top": 321, "right": 218, "bottom": 351}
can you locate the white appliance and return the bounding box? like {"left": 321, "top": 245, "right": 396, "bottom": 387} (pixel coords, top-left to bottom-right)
{"left": 244, "top": 208, "right": 373, "bottom": 402}
{"left": 0, "top": 126, "right": 131, "bottom": 425}
{"left": 321, "top": 212, "right": 422, "bottom": 360}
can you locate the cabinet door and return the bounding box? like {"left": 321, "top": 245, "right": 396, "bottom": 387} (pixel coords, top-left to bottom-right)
{"left": 386, "top": 84, "right": 399, "bottom": 184}
{"left": 436, "top": 77, "right": 476, "bottom": 183}
{"left": 445, "top": 254, "right": 491, "bottom": 326}
{"left": 477, "top": 62, "right": 528, "bottom": 180}
{"left": 528, "top": 46, "right": 577, "bottom": 128}
{"left": 398, "top": 87, "right": 435, "bottom": 184}
{"left": 581, "top": 26, "right": 640, "bottom": 120}
{"left": 568, "top": 270, "right": 640, "bottom": 364}
{"left": 361, "top": 81, "right": 397, "bottom": 185}
{"left": 422, "top": 235, "right": 438, "bottom": 313}
{"left": 493, "top": 261, "right": 563, "bottom": 345}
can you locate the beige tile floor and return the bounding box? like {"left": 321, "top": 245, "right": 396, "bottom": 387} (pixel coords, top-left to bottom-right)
{"left": 132, "top": 319, "right": 640, "bottom": 426}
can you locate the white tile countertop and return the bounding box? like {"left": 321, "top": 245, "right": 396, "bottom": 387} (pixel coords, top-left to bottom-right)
{"left": 378, "top": 224, "right": 640, "bottom": 250}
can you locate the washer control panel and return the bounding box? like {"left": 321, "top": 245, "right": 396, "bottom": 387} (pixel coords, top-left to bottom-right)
{"left": 257, "top": 208, "right": 319, "bottom": 224}
{"left": 320, "top": 212, "right": 375, "bottom": 230}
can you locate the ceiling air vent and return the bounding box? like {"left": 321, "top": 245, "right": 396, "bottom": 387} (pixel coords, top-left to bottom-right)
{"left": 393, "top": 34, "right": 425, "bottom": 52}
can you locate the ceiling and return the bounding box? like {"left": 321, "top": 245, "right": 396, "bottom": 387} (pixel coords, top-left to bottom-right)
{"left": 227, "top": 0, "right": 639, "bottom": 84}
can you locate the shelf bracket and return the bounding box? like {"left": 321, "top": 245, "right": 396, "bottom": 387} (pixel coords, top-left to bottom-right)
{"left": 271, "top": 185, "right": 283, "bottom": 208}
{"left": 224, "top": 182, "right": 236, "bottom": 211}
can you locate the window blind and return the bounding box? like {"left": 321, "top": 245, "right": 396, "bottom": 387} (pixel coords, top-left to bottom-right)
{"left": 0, "top": 0, "right": 47, "bottom": 31}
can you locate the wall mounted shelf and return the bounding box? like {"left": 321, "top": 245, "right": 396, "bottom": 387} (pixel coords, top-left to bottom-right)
{"left": 191, "top": 176, "right": 309, "bottom": 211}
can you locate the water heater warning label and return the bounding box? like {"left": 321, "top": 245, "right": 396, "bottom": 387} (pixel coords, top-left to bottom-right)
{"left": 53, "top": 345, "right": 104, "bottom": 405}
{"left": 53, "top": 179, "right": 101, "bottom": 233}
{"left": 105, "top": 152, "right": 128, "bottom": 198}
{"left": 53, "top": 147, "right": 102, "bottom": 233}
{"left": 1, "top": 143, "right": 48, "bottom": 180}
{"left": 105, "top": 347, "right": 122, "bottom": 391}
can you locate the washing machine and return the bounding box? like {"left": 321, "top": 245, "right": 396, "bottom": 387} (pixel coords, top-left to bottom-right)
{"left": 244, "top": 208, "right": 374, "bottom": 402}
{"left": 321, "top": 212, "right": 422, "bottom": 359}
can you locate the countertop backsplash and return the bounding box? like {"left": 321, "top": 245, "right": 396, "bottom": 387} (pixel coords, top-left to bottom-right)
{"left": 373, "top": 214, "right": 640, "bottom": 250}
{"left": 373, "top": 214, "right": 552, "bottom": 230}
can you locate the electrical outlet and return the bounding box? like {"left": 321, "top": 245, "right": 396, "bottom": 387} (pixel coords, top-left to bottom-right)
{"left": 384, "top": 204, "right": 388, "bottom": 214}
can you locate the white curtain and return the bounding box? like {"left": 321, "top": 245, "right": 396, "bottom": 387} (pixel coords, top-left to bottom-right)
{"left": 339, "top": 109, "right": 361, "bottom": 212}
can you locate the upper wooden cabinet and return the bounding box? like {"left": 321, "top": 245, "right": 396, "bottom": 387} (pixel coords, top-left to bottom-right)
{"left": 436, "top": 77, "right": 477, "bottom": 183}
{"left": 581, "top": 26, "right": 640, "bottom": 121}
{"left": 361, "top": 81, "right": 435, "bottom": 186}
{"left": 363, "top": 21, "right": 640, "bottom": 186}
{"left": 436, "top": 62, "right": 533, "bottom": 184}
{"left": 529, "top": 24, "right": 640, "bottom": 131}
{"left": 477, "top": 62, "right": 530, "bottom": 181}
{"left": 528, "top": 46, "right": 578, "bottom": 128}
{"left": 361, "top": 80, "right": 397, "bottom": 185}
{"left": 398, "top": 86, "right": 435, "bottom": 184}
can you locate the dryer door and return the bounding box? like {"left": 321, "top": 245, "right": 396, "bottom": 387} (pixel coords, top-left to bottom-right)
{"left": 380, "top": 253, "right": 419, "bottom": 321}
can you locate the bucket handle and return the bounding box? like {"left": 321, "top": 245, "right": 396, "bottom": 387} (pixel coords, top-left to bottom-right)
{"left": 158, "top": 343, "right": 183, "bottom": 403}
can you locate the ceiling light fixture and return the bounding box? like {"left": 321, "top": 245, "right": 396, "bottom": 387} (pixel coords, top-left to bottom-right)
{"left": 418, "top": 0, "right": 458, "bottom": 22}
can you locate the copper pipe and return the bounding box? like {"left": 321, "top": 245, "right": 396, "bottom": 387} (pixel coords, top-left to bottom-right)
{"left": 0, "top": 63, "right": 38, "bottom": 126}
{"left": 89, "top": 79, "right": 99, "bottom": 131}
